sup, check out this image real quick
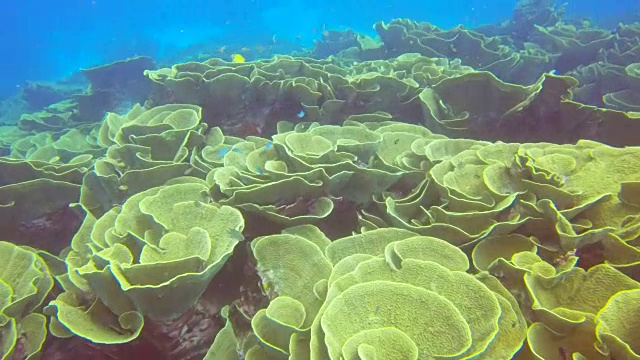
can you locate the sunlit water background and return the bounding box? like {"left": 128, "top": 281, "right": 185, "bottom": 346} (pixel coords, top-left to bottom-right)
{"left": 1, "top": 0, "right": 638, "bottom": 99}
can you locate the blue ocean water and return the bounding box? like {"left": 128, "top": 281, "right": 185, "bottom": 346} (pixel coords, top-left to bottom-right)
{"left": 1, "top": 0, "right": 638, "bottom": 100}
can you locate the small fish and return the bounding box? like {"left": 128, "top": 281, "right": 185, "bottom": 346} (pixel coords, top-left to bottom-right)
{"left": 231, "top": 53, "right": 245, "bottom": 63}
{"left": 272, "top": 34, "right": 277, "bottom": 43}
{"left": 255, "top": 166, "right": 264, "bottom": 176}
{"left": 217, "top": 147, "right": 241, "bottom": 157}
{"left": 218, "top": 45, "right": 227, "bottom": 54}
{"left": 260, "top": 141, "right": 273, "bottom": 156}
{"left": 217, "top": 148, "right": 230, "bottom": 157}
{"left": 240, "top": 47, "right": 250, "bottom": 53}
{"left": 296, "top": 109, "right": 306, "bottom": 118}
{"left": 549, "top": 69, "right": 557, "bottom": 75}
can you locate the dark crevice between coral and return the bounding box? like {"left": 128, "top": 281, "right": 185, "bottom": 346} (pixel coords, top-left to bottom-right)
{"left": 242, "top": 195, "right": 361, "bottom": 240}
{"left": 316, "top": 197, "right": 360, "bottom": 239}
{"left": 41, "top": 332, "right": 163, "bottom": 360}
{"left": 207, "top": 240, "right": 269, "bottom": 351}
{"left": 274, "top": 196, "right": 320, "bottom": 218}
{"left": 141, "top": 301, "right": 222, "bottom": 360}
{"left": 207, "top": 241, "right": 268, "bottom": 320}
{"left": 575, "top": 241, "right": 606, "bottom": 271}
{"left": 241, "top": 212, "right": 285, "bottom": 241}
{"left": 13, "top": 204, "right": 84, "bottom": 256}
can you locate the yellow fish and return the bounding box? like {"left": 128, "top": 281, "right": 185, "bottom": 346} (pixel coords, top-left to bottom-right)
{"left": 231, "top": 53, "right": 245, "bottom": 63}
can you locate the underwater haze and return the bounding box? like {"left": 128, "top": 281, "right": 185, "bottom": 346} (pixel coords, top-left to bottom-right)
{"left": 2, "top": 0, "right": 640, "bottom": 359}
{"left": 1, "top": 0, "right": 638, "bottom": 98}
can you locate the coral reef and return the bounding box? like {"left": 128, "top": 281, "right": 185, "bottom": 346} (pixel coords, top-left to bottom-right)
{"left": 14, "top": 56, "right": 156, "bottom": 133}
{"left": 144, "top": 54, "right": 472, "bottom": 136}
{"left": 0, "top": 241, "right": 52, "bottom": 359}
{"left": 1, "top": 98, "right": 638, "bottom": 358}
{"left": 1, "top": 12, "right": 640, "bottom": 360}
{"left": 21, "top": 81, "right": 85, "bottom": 111}
{"left": 373, "top": 19, "right": 554, "bottom": 85}
{"left": 145, "top": 54, "right": 639, "bottom": 146}
{"left": 316, "top": 18, "right": 640, "bottom": 117}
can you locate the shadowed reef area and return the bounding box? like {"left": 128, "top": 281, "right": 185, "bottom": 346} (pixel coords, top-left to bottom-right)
{"left": 1, "top": 2, "right": 640, "bottom": 359}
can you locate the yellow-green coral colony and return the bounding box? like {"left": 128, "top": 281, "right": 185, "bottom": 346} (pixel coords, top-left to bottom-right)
{"left": 2, "top": 23, "right": 640, "bottom": 360}
{"left": 4, "top": 100, "right": 640, "bottom": 359}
